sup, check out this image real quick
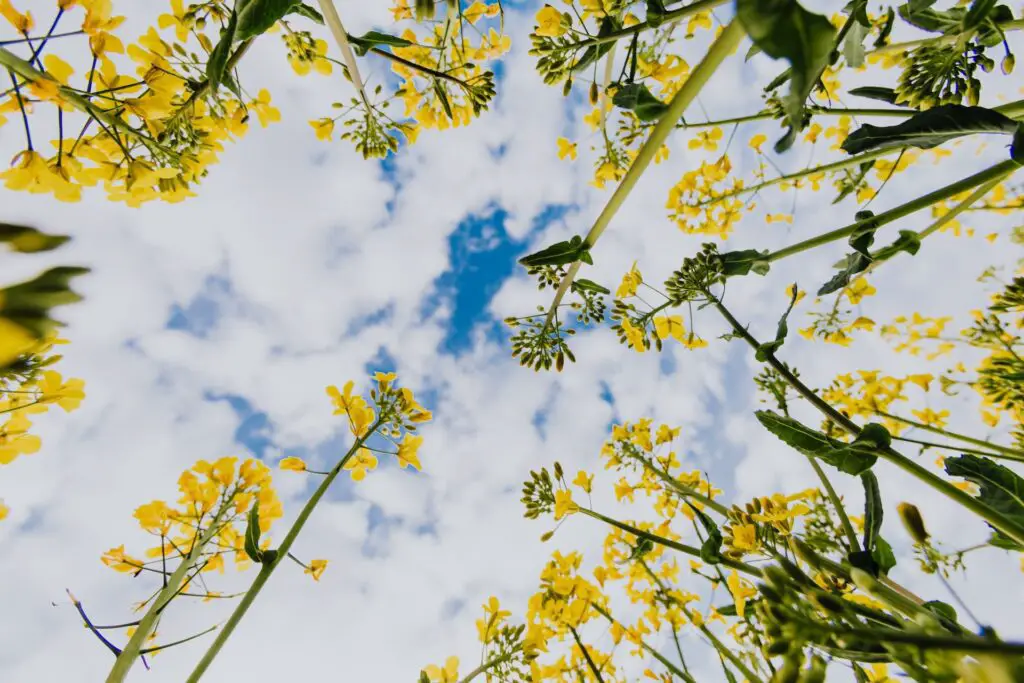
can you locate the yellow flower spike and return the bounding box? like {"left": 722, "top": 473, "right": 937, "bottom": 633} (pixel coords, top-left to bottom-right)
{"left": 279, "top": 456, "right": 307, "bottom": 472}
{"left": 305, "top": 559, "right": 328, "bottom": 581}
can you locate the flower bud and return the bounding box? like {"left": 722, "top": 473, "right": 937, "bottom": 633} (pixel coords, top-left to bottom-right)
{"left": 1002, "top": 54, "right": 1015, "bottom": 75}
{"left": 897, "top": 502, "right": 929, "bottom": 543}
{"left": 589, "top": 82, "right": 599, "bottom": 106}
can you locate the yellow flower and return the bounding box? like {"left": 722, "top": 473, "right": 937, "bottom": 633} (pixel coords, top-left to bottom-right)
{"left": 344, "top": 448, "right": 378, "bottom": 481}
{"left": 845, "top": 277, "right": 877, "bottom": 304}
{"left": 0, "top": 413, "right": 41, "bottom": 465}
{"left": 279, "top": 457, "right": 307, "bottom": 472}
{"left": 749, "top": 134, "right": 767, "bottom": 153}
{"left": 572, "top": 470, "right": 593, "bottom": 493}
{"left": 305, "top": 559, "right": 328, "bottom": 581}
{"left": 424, "top": 656, "right": 460, "bottom": 683}
{"left": 731, "top": 524, "right": 758, "bottom": 551}
{"left": 556, "top": 137, "right": 577, "bottom": 160}
{"left": 34, "top": 371, "right": 86, "bottom": 411}
{"left": 655, "top": 424, "right": 680, "bottom": 444}
{"left": 616, "top": 262, "right": 643, "bottom": 298}
{"left": 785, "top": 283, "right": 806, "bottom": 306}
{"left": 0, "top": 316, "right": 36, "bottom": 368}
{"left": 309, "top": 118, "right": 335, "bottom": 141}
{"left": 654, "top": 315, "right": 685, "bottom": 342}
{"left": 554, "top": 489, "right": 578, "bottom": 520}
{"left": 726, "top": 570, "right": 756, "bottom": 617}
{"left": 910, "top": 407, "right": 950, "bottom": 429}
{"left": 0, "top": 499, "right": 7, "bottom": 521}
{"left": 396, "top": 434, "right": 423, "bottom": 471}
{"left": 252, "top": 89, "right": 281, "bottom": 127}
{"left": 534, "top": 5, "right": 566, "bottom": 37}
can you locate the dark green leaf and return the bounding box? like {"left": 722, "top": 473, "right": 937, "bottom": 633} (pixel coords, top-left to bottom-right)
{"left": 688, "top": 502, "right": 723, "bottom": 563}
{"left": 1, "top": 266, "right": 90, "bottom": 339}
{"left": 736, "top": 0, "right": 836, "bottom": 151}
{"left": 288, "top": 2, "right": 324, "bottom": 23}
{"left": 236, "top": 0, "right": 299, "bottom": 40}
{"left": 573, "top": 278, "right": 610, "bottom": 295}
{"left": 861, "top": 471, "right": 883, "bottom": 555}
{"left": 347, "top": 30, "right": 414, "bottom": 57}
{"left": 612, "top": 82, "right": 669, "bottom": 122}
{"left": 755, "top": 283, "right": 799, "bottom": 361}
{"left": 715, "top": 603, "right": 738, "bottom": 617}
{"left": 519, "top": 236, "right": 591, "bottom": 268}
{"left": 720, "top": 249, "right": 771, "bottom": 277}
{"left": 645, "top": 0, "right": 667, "bottom": 27}
{"left": 1012, "top": 122, "right": 1023, "bottom": 163}
{"left": 870, "top": 229, "right": 921, "bottom": 262}
{"left": 875, "top": 8, "right": 895, "bottom": 46}
{"left": 745, "top": 43, "right": 762, "bottom": 61}
{"left": 433, "top": 80, "right": 453, "bottom": 120}
{"left": 872, "top": 536, "right": 896, "bottom": 574}
{"left": 841, "top": 105, "right": 1018, "bottom": 155}
{"left": 923, "top": 599, "right": 958, "bottom": 623}
{"left": 244, "top": 503, "right": 267, "bottom": 563}
{"left": 847, "top": 86, "right": 904, "bottom": 106}
{"left": 629, "top": 537, "right": 655, "bottom": 560}
{"left": 897, "top": 0, "right": 962, "bottom": 34}
{"left": 572, "top": 15, "right": 621, "bottom": 73}
{"left": 818, "top": 226, "right": 920, "bottom": 297}
{"left": 945, "top": 453, "right": 1024, "bottom": 550}
{"left": 0, "top": 223, "right": 70, "bottom": 253}
{"left": 206, "top": 10, "right": 238, "bottom": 94}
{"left": 962, "top": 0, "right": 998, "bottom": 32}
{"left": 755, "top": 411, "right": 879, "bottom": 475}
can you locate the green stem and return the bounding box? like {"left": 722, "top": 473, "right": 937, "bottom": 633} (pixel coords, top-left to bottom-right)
{"left": 577, "top": 507, "right": 762, "bottom": 577}
{"left": 184, "top": 421, "right": 383, "bottom": 682}
{"left": 0, "top": 47, "right": 177, "bottom": 159}
{"left": 893, "top": 434, "right": 1024, "bottom": 463}
{"left": 678, "top": 106, "right": 913, "bottom": 130}
{"left": 867, "top": 19, "right": 1024, "bottom": 56}
{"left": 875, "top": 409, "right": 1024, "bottom": 461}
{"left": 139, "top": 624, "right": 218, "bottom": 655}
{"left": 711, "top": 299, "right": 1024, "bottom": 548}
{"left": 690, "top": 609, "right": 765, "bottom": 683}
{"left": 807, "top": 456, "right": 860, "bottom": 553}
{"left": 639, "top": 458, "right": 729, "bottom": 516}
{"left": 457, "top": 646, "right": 522, "bottom": 683}
{"left": 916, "top": 169, "right": 1015, "bottom": 241}
{"left": 592, "top": 604, "right": 697, "bottom": 683}
{"left": 105, "top": 504, "right": 231, "bottom": 683}
{"left": 569, "top": 626, "right": 606, "bottom": 683}
{"left": 542, "top": 18, "right": 745, "bottom": 331}
{"left": 765, "top": 158, "right": 1020, "bottom": 264}
{"left": 817, "top": 621, "right": 1024, "bottom": 655}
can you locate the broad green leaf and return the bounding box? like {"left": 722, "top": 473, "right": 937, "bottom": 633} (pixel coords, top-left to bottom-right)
{"left": 433, "top": 80, "right": 454, "bottom": 120}
{"left": 1, "top": 266, "right": 90, "bottom": 338}
{"left": 843, "top": 19, "right": 868, "bottom": 68}
{"left": 819, "top": 225, "right": 921, "bottom": 297}
{"left": 719, "top": 249, "right": 771, "bottom": 277}
{"left": 848, "top": 471, "right": 895, "bottom": 576}
{"left": 872, "top": 536, "right": 896, "bottom": 574}
{"left": 945, "top": 453, "right": 1024, "bottom": 550}
{"left": 847, "top": 86, "right": 904, "bottom": 106}
{"left": 755, "top": 283, "right": 799, "bottom": 361}
{"left": 612, "top": 83, "right": 669, "bottom": 122}
{"left": 519, "top": 235, "right": 591, "bottom": 268}
{"left": 206, "top": 10, "right": 238, "bottom": 93}
{"left": 870, "top": 230, "right": 921, "bottom": 263}
{"left": 572, "top": 278, "right": 610, "bottom": 295}
{"left": 922, "top": 599, "right": 958, "bottom": 624}
{"left": 288, "top": 2, "right": 324, "bottom": 23}
{"left": 0, "top": 223, "right": 70, "bottom": 253}
{"left": 897, "top": 0, "right": 962, "bottom": 34}
{"left": 736, "top": 0, "right": 836, "bottom": 152}
{"left": 688, "top": 502, "right": 723, "bottom": 564}
{"left": 755, "top": 411, "right": 880, "bottom": 475}
{"left": 841, "top": 105, "right": 1019, "bottom": 155}
{"left": 347, "top": 30, "right": 414, "bottom": 57}
{"left": 236, "top": 0, "right": 299, "bottom": 40}
{"left": 244, "top": 503, "right": 267, "bottom": 563}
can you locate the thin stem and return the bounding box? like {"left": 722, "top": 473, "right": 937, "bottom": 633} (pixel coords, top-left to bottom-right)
{"left": 317, "top": 0, "right": 371, "bottom": 110}
{"left": 566, "top": 0, "right": 728, "bottom": 51}
{"left": 0, "top": 29, "right": 83, "bottom": 46}
{"left": 456, "top": 646, "right": 522, "bottom": 683}
{"left": 542, "top": 19, "right": 745, "bottom": 331}
{"left": 592, "top": 604, "right": 696, "bottom": 683}
{"left": 765, "top": 158, "right": 1021, "bottom": 264}
{"left": 867, "top": 19, "right": 1024, "bottom": 56}
{"left": 67, "top": 590, "right": 123, "bottom": 658}
{"left": 916, "top": 170, "right": 1015, "bottom": 241}
{"left": 875, "top": 409, "right": 1024, "bottom": 460}
{"left": 807, "top": 456, "right": 860, "bottom": 552}
{"left": 892, "top": 434, "right": 1024, "bottom": 463}
{"left": 139, "top": 624, "right": 218, "bottom": 655}
{"left": 569, "top": 626, "right": 606, "bottom": 683}
{"left": 639, "top": 457, "right": 729, "bottom": 516}
{"left": 711, "top": 298, "right": 1024, "bottom": 548}
{"left": 577, "top": 507, "right": 762, "bottom": 577}
{"left": 815, "top": 620, "right": 1024, "bottom": 655}
{"left": 368, "top": 46, "right": 465, "bottom": 86}
{"left": 105, "top": 503, "right": 232, "bottom": 683}
{"left": 185, "top": 421, "right": 384, "bottom": 682}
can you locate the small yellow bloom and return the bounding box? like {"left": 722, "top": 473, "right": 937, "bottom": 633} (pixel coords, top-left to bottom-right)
{"left": 554, "top": 489, "right": 578, "bottom": 520}
{"left": 279, "top": 457, "right": 307, "bottom": 472}
{"left": 726, "top": 570, "right": 757, "bottom": 617}
{"left": 424, "top": 656, "right": 460, "bottom": 683}
{"left": 534, "top": 5, "right": 566, "bottom": 37}
{"left": 572, "top": 470, "right": 593, "bottom": 493}
{"left": 556, "top": 137, "right": 577, "bottom": 160}
{"left": 749, "top": 134, "right": 767, "bottom": 153}
{"left": 305, "top": 559, "right": 328, "bottom": 581}
{"left": 309, "top": 118, "right": 334, "bottom": 141}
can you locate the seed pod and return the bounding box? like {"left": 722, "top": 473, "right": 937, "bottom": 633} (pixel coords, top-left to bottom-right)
{"left": 563, "top": 78, "right": 573, "bottom": 97}
{"left": 897, "top": 502, "right": 929, "bottom": 543}
{"left": 1002, "top": 54, "right": 1015, "bottom": 75}
{"left": 589, "top": 81, "right": 599, "bottom": 105}
{"left": 553, "top": 462, "right": 563, "bottom": 480}
{"left": 540, "top": 530, "right": 555, "bottom": 542}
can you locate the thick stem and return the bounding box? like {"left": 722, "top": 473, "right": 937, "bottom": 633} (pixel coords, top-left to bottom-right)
{"left": 712, "top": 299, "right": 1024, "bottom": 548}
{"left": 543, "top": 19, "right": 745, "bottom": 330}
{"left": 765, "top": 158, "right": 1021, "bottom": 264}
{"left": 807, "top": 456, "right": 860, "bottom": 552}
{"left": 317, "top": 0, "right": 371, "bottom": 109}
{"left": 185, "top": 422, "right": 382, "bottom": 682}
{"left": 105, "top": 504, "right": 231, "bottom": 683}
{"left": 867, "top": 19, "right": 1024, "bottom": 56}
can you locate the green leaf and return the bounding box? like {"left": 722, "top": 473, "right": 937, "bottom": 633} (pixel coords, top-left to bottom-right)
{"left": 1012, "top": 123, "right": 1023, "bottom": 163}
{"left": 843, "top": 19, "right": 868, "bottom": 68}
{"left": 1, "top": 266, "right": 90, "bottom": 338}
{"left": 288, "top": 2, "right": 324, "bottom": 23}
{"left": 719, "top": 249, "right": 771, "bottom": 277}
{"left": 715, "top": 603, "right": 738, "bottom": 617}
{"left": 736, "top": 0, "right": 836, "bottom": 152}
{"left": 629, "top": 537, "right": 655, "bottom": 560}
{"left": 519, "top": 235, "right": 591, "bottom": 268}
{"left": 572, "top": 278, "right": 610, "bottom": 295}
{"left": 922, "top": 599, "right": 958, "bottom": 624}
{"left": 841, "top": 105, "right": 1019, "bottom": 155}
{"left": 847, "top": 86, "right": 904, "bottom": 106}
{"left": 206, "top": 10, "right": 238, "bottom": 94}
{"left": 688, "top": 502, "right": 723, "bottom": 564}
{"left": 755, "top": 283, "right": 799, "bottom": 361}
{"left": 645, "top": 0, "right": 667, "bottom": 27}
{"left": 236, "top": 0, "right": 299, "bottom": 40}
{"left": 347, "top": 30, "right": 414, "bottom": 57}
{"left": 848, "top": 471, "right": 895, "bottom": 576}
{"left": 818, "top": 225, "right": 920, "bottom": 297}
{"left": 612, "top": 82, "right": 669, "bottom": 122}
{"left": 874, "top": 7, "right": 895, "bottom": 46}
{"left": 870, "top": 230, "right": 921, "bottom": 262}
{"left": 244, "top": 503, "right": 267, "bottom": 563}
{"left": 962, "top": 0, "right": 998, "bottom": 32}
{"left": 755, "top": 411, "right": 880, "bottom": 475}
{"left": 0, "top": 223, "right": 70, "bottom": 253}
{"left": 897, "top": 0, "right": 962, "bottom": 34}
{"left": 572, "top": 15, "right": 621, "bottom": 73}
{"left": 945, "top": 453, "right": 1024, "bottom": 550}
{"left": 433, "top": 80, "right": 453, "bottom": 120}
{"left": 872, "top": 536, "right": 897, "bottom": 574}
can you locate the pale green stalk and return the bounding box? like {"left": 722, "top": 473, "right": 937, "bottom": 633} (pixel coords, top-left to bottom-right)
{"left": 185, "top": 420, "right": 383, "bottom": 682}
{"left": 316, "top": 0, "right": 370, "bottom": 109}
{"left": 543, "top": 19, "right": 745, "bottom": 330}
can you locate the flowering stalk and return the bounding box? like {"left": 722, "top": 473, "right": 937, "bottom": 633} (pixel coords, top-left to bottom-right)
{"left": 543, "top": 18, "right": 746, "bottom": 331}
{"left": 184, "top": 418, "right": 385, "bottom": 682}
{"left": 105, "top": 502, "right": 233, "bottom": 683}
